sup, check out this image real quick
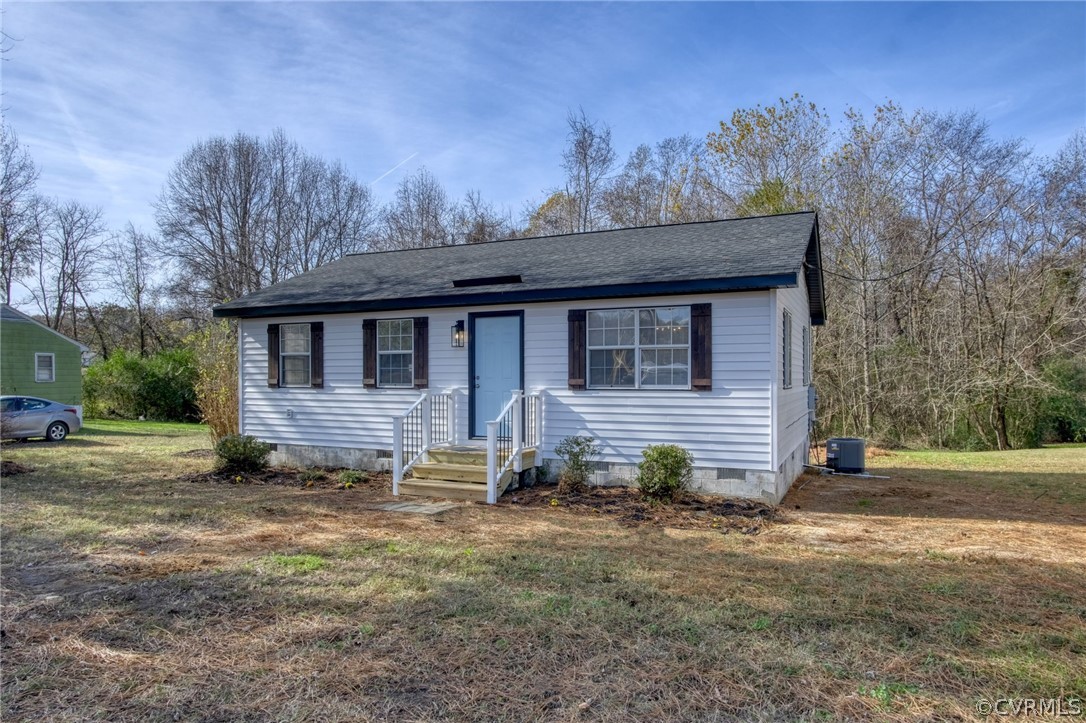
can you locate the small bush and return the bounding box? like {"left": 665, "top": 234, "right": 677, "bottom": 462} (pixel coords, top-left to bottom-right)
{"left": 637, "top": 444, "right": 694, "bottom": 502}
{"left": 338, "top": 470, "right": 368, "bottom": 485}
{"left": 299, "top": 468, "right": 327, "bottom": 483}
{"left": 215, "top": 434, "right": 271, "bottom": 474}
{"left": 554, "top": 435, "right": 599, "bottom": 494}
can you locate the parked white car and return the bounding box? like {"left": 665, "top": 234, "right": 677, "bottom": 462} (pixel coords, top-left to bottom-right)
{"left": 0, "top": 396, "right": 82, "bottom": 442}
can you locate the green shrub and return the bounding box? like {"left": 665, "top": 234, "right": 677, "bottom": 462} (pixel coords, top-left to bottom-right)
{"left": 637, "top": 444, "right": 694, "bottom": 502}
{"left": 215, "top": 434, "right": 271, "bottom": 474}
{"left": 299, "top": 468, "right": 327, "bottom": 483}
{"left": 338, "top": 470, "right": 368, "bottom": 485}
{"left": 84, "top": 348, "right": 199, "bottom": 422}
{"left": 554, "top": 435, "right": 598, "bottom": 494}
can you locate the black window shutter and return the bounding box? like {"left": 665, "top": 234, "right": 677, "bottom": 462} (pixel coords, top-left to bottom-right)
{"left": 691, "top": 303, "right": 712, "bottom": 391}
{"left": 267, "top": 324, "right": 280, "bottom": 388}
{"left": 362, "top": 319, "right": 377, "bottom": 388}
{"left": 413, "top": 317, "right": 429, "bottom": 389}
{"left": 568, "top": 309, "right": 586, "bottom": 390}
{"left": 310, "top": 322, "right": 324, "bottom": 388}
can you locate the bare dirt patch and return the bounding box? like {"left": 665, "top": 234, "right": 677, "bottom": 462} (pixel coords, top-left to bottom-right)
{"left": 506, "top": 483, "right": 782, "bottom": 533}
{"left": 1, "top": 460, "right": 34, "bottom": 476}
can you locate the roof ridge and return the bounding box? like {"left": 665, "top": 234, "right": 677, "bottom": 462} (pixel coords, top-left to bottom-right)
{"left": 345, "top": 211, "right": 816, "bottom": 258}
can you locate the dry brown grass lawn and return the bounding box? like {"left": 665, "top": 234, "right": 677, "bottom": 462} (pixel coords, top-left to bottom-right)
{"left": 2, "top": 422, "right": 1084, "bottom": 721}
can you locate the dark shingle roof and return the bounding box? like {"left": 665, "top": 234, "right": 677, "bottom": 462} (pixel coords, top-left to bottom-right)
{"left": 214, "top": 212, "right": 825, "bottom": 323}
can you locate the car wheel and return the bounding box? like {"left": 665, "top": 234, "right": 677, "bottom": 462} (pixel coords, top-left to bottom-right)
{"left": 46, "top": 421, "right": 68, "bottom": 442}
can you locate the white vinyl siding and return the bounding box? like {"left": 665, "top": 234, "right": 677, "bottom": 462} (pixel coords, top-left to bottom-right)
{"left": 279, "top": 324, "right": 311, "bottom": 387}
{"left": 239, "top": 291, "right": 778, "bottom": 471}
{"left": 377, "top": 319, "right": 413, "bottom": 388}
{"left": 774, "top": 282, "right": 812, "bottom": 475}
{"left": 35, "top": 353, "right": 55, "bottom": 382}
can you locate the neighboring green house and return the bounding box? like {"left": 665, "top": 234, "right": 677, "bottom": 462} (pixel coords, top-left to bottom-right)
{"left": 1, "top": 303, "right": 88, "bottom": 408}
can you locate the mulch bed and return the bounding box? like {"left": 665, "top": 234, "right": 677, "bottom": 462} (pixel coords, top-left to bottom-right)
{"left": 1, "top": 460, "right": 34, "bottom": 476}
{"left": 177, "top": 466, "right": 781, "bottom": 533}
{"left": 179, "top": 467, "right": 392, "bottom": 491}
{"left": 505, "top": 484, "right": 783, "bottom": 534}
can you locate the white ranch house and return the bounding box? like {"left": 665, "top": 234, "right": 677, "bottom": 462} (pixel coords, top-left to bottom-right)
{"left": 214, "top": 212, "right": 826, "bottom": 504}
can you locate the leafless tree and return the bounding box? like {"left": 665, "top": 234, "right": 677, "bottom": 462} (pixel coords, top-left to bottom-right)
{"left": 28, "top": 201, "right": 107, "bottom": 346}
{"left": 107, "top": 224, "right": 161, "bottom": 355}
{"left": 454, "top": 190, "right": 512, "bottom": 244}
{"left": 562, "top": 108, "right": 616, "bottom": 232}
{"left": 1, "top": 122, "right": 45, "bottom": 303}
{"left": 375, "top": 168, "right": 457, "bottom": 250}
{"left": 155, "top": 129, "right": 376, "bottom": 308}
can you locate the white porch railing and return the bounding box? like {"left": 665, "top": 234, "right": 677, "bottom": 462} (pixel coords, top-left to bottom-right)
{"left": 391, "top": 390, "right": 455, "bottom": 495}
{"left": 485, "top": 390, "right": 544, "bottom": 504}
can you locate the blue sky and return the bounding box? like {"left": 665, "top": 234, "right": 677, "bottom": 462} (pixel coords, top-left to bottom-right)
{"left": 4, "top": 1, "right": 1084, "bottom": 234}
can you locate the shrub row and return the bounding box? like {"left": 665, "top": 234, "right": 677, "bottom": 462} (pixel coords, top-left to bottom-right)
{"left": 553, "top": 435, "right": 694, "bottom": 503}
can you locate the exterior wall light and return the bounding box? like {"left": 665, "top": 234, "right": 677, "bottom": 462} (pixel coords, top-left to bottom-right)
{"left": 451, "top": 320, "right": 466, "bottom": 348}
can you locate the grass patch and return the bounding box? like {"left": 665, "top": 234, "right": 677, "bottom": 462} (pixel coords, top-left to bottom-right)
{"left": 870, "top": 445, "right": 1086, "bottom": 505}
{"left": 2, "top": 429, "right": 1083, "bottom": 720}
{"left": 267, "top": 553, "right": 327, "bottom": 573}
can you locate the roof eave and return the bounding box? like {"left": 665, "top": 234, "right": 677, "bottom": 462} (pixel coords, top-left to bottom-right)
{"left": 213, "top": 273, "right": 799, "bottom": 319}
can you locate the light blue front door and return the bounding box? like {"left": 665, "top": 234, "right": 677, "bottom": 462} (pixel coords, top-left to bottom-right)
{"left": 472, "top": 314, "right": 522, "bottom": 438}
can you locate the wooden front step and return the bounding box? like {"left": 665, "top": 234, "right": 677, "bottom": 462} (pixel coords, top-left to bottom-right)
{"left": 399, "top": 478, "right": 488, "bottom": 502}
{"left": 400, "top": 448, "right": 537, "bottom": 503}
{"left": 399, "top": 469, "right": 514, "bottom": 502}
{"left": 413, "top": 462, "right": 488, "bottom": 483}
{"left": 427, "top": 448, "right": 537, "bottom": 468}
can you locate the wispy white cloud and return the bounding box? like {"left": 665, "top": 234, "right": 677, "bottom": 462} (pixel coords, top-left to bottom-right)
{"left": 3, "top": 0, "right": 1083, "bottom": 236}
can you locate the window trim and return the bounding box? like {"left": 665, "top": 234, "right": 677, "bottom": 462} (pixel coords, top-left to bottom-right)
{"left": 376, "top": 318, "right": 415, "bottom": 389}
{"left": 279, "top": 323, "right": 312, "bottom": 388}
{"left": 34, "top": 353, "right": 55, "bottom": 383}
{"left": 782, "top": 310, "right": 793, "bottom": 389}
{"left": 586, "top": 305, "right": 692, "bottom": 390}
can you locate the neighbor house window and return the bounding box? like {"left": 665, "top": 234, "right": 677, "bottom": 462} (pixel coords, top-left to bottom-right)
{"left": 377, "top": 319, "right": 414, "bottom": 387}
{"left": 782, "top": 310, "right": 793, "bottom": 389}
{"left": 35, "top": 353, "right": 55, "bottom": 383}
{"left": 587, "top": 306, "right": 690, "bottom": 389}
{"left": 279, "top": 323, "right": 312, "bottom": 387}
{"left": 802, "top": 325, "right": 811, "bottom": 386}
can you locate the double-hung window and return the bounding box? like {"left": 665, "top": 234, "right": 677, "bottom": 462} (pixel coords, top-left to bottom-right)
{"left": 35, "top": 353, "right": 55, "bottom": 383}
{"left": 279, "top": 324, "right": 312, "bottom": 387}
{"left": 782, "top": 310, "right": 793, "bottom": 389}
{"left": 377, "top": 319, "right": 414, "bottom": 387}
{"left": 587, "top": 306, "right": 690, "bottom": 389}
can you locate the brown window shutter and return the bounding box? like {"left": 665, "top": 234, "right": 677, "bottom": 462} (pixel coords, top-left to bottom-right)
{"left": 310, "top": 322, "right": 324, "bottom": 388}
{"left": 413, "top": 317, "right": 429, "bottom": 389}
{"left": 691, "top": 303, "right": 712, "bottom": 391}
{"left": 568, "top": 309, "right": 586, "bottom": 390}
{"left": 267, "top": 324, "right": 280, "bottom": 388}
{"left": 362, "top": 319, "right": 377, "bottom": 388}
